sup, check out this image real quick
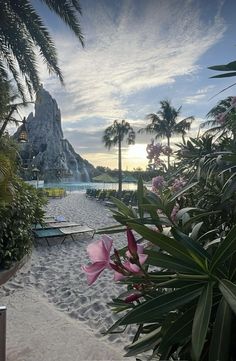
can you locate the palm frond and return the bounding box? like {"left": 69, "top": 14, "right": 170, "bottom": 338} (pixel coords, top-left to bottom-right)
{"left": 41, "top": 0, "right": 84, "bottom": 46}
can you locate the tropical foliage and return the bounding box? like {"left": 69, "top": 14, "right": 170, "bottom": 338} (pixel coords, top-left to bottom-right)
{"left": 0, "top": 179, "right": 46, "bottom": 269}
{"left": 103, "top": 120, "right": 135, "bottom": 192}
{"left": 0, "top": 0, "right": 84, "bottom": 100}
{"left": 139, "top": 99, "right": 194, "bottom": 168}
{"left": 84, "top": 97, "right": 236, "bottom": 360}
{"left": 0, "top": 135, "right": 46, "bottom": 269}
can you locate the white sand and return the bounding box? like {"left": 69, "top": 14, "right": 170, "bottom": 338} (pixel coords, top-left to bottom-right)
{"left": 0, "top": 193, "right": 136, "bottom": 361}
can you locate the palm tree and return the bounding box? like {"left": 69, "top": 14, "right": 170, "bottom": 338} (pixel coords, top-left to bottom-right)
{"left": 103, "top": 120, "right": 135, "bottom": 192}
{"left": 0, "top": 0, "right": 84, "bottom": 100}
{"left": 139, "top": 100, "right": 194, "bottom": 169}
{"left": 202, "top": 97, "right": 236, "bottom": 140}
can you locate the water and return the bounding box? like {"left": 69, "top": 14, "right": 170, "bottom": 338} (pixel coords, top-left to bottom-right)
{"left": 42, "top": 182, "right": 138, "bottom": 192}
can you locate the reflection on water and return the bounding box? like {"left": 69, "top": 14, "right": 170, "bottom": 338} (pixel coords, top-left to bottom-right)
{"left": 43, "top": 182, "right": 138, "bottom": 192}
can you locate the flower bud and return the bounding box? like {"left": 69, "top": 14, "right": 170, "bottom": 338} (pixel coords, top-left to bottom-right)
{"left": 124, "top": 292, "right": 141, "bottom": 303}
{"left": 127, "top": 228, "right": 137, "bottom": 256}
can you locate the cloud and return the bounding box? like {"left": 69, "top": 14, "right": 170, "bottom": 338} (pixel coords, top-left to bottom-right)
{"left": 39, "top": 0, "right": 226, "bottom": 126}
{"left": 184, "top": 85, "right": 216, "bottom": 104}
{"left": 17, "top": 0, "right": 226, "bottom": 168}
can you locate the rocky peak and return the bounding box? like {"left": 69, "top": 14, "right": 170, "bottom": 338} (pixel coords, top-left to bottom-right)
{"left": 17, "top": 86, "right": 94, "bottom": 182}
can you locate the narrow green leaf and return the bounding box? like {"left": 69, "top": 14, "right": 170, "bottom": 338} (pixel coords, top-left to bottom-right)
{"left": 110, "top": 196, "right": 135, "bottom": 217}
{"left": 120, "top": 285, "right": 203, "bottom": 325}
{"left": 158, "top": 307, "right": 195, "bottom": 357}
{"left": 145, "top": 250, "right": 202, "bottom": 274}
{"left": 124, "top": 326, "right": 161, "bottom": 357}
{"left": 192, "top": 283, "right": 213, "bottom": 361}
{"left": 146, "top": 191, "right": 164, "bottom": 210}
{"left": 221, "top": 180, "right": 236, "bottom": 203}
{"left": 209, "top": 298, "right": 232, "bottom": 361}
{"left": 211, "top": 225, "right": 236, "bottom": 272}
{"left": 190, "top": 222, "right": 204, "bottom": 241}
{"left": 210, "top": 72, "right": 236, "bottom": 78}
{"left": 128, "top": 223, "right": 196, "bottom": 264}
{"left": 169, "top": 182, "right": 198, "bottom": 202}
{"left": 219, "top": 279, "right": 236, "bottom": 314}
{"left": 183, "top": 210, "right": 221, "bottom": 229}
{"left": 175, "top": 208, "right": 203, "bottom": 222}
{"left": 208, "top": 61, "right": 236, "bottom": 71}
{"left": 172, "top": 229, "right": 210, "bottom": 263}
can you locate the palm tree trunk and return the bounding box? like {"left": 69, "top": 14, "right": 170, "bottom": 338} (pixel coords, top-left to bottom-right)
{"left": 118, "top": 136, "right": 122, "bottom": 193}
{"left": 0, "top": 107, "right": 16, "bottom": 139}
{"left": 167, "top": 136, "right": 170, "bottom": 169}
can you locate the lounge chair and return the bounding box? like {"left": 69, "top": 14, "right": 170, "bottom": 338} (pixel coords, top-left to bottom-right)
{"left": 32, "top": 217, "right": 95, "bottom": 246}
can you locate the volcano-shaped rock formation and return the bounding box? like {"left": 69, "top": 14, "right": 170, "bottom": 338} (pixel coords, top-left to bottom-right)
{"left": 17, "top": 86, "right": 94, "bottom": 182}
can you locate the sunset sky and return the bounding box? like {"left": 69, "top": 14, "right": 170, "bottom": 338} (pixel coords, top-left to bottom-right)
{"left": 14, "top": 0, "right": 236, "bottom": 170}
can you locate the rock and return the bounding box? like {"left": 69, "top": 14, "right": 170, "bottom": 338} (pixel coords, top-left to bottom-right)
{"left": 15, "top": 86, "right": 94, "bottom": 182}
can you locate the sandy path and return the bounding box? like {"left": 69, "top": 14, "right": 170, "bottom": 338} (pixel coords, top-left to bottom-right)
{"left": 0, "top": 192, "right": 135, "bottom": 360}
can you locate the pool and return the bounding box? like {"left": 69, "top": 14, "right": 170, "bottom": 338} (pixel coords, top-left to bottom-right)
{"left": 42, "top": 182, "right": 139, "bottom": 192}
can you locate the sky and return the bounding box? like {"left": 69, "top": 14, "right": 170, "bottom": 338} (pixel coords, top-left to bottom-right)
{"left": 13, "top": 0, "right": 236, "bottom": 170}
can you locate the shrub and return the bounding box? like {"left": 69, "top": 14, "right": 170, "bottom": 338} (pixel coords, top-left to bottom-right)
{"left": 84, "top": 167, "right": 236, "bottom": 360}
{"left": 0, "top": 178, "right": 46, "bottom": 269}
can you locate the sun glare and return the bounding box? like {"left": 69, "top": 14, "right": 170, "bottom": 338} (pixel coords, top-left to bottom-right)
{"left": 125, "top": 143, "right": 148, "bottom": 169}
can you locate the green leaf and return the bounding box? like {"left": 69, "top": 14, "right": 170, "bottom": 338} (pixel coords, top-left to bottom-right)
{"left": 146, "top": 191, "right": 164, "bottom": 210}
{"left": 110, "top": 196, "right": 135, "bottom": 217}
{"left": 211, "top": 225, "right": 236, "bottom": 272}
{"left": 209, "top": 298, "right": 232, "bottom": 361}
{"left": 219, "top": 279, "right": 236, "bottom": 314}
{"left": 172, "top": 229, "right": 210, "bottom": 265}
{"left": 183, "top": 210, "right": 221, "bottom": 229}
{"left": 190, "top": 222, "right": 204, "bottom": 241}
{"left": 169, "top": 182, "right": 198, "bottom": 202}
{"left": 119, "top": 285, "right": 203, "bottom": 325}
{"left": 221, "top": 173, "right": 236, "bottom": 202}
{"left": 128, "top": 223, "right": 196, "bottom": 264}
{"left": 208, "top": 61, "right": 236, "bottom": 71}
{"left": 210, "top": 72, "right": 236, "bottom": 78}
{"left": 145, "top": 250, "right": 202, "bottom": 274}
{"left": 175, "top": 208, "right": 203, "bottom": 222}
{"left": 192, "top": 283, "right": 213, "bottom": 361}
{"left": 124, "top": 326, "right": 161, "bottom": 357}
{"left": 158, "top": 307, "right": 195, "bottom": 357}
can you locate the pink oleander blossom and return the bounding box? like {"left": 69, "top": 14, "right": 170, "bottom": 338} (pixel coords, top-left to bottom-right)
{"left": 146, "top": 142, "right": 163, "bottom": 161}
{"left": 114, "top": 244, "right": 148, "bottom": 281}
{"left": 83, "top": 230, "right": 148, "bottom": 285}
{"left": 82, "top": 235, "right": 113, "bottom": 285}
{"left": 152, "top": 175, "right": 165, "bottom": 192}
{"left": 171, "top": 177, "right": 186, "bottom": 192}
{"left": 124, "top": 292, "right": 142, "bottom": 303}
{"left": 171, "top": 203, "right": 180, "bottom": 222}
{"left": 127, "top": 228, "right": 137, "bottom": 255}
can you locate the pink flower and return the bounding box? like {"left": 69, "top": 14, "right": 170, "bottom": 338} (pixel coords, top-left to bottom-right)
{"left": 82, "top": 235, "right": 113, "bottom": 285}
{"left": 171, "top": 203, "right": 180, "bottom": 222}
{"left": 127, "top": 228, "right": 137, "bottom": 256}
{"left": 124, "top": 292, "right": 142, "bottom": 303}
{"left": 152, "top": 176, "right": 165, "bottom": 192}
{"left": 171, "top": 177, "right": 186, "bottom": 192}
{"left": 114, "top": 244, "right": 148, "bottom": 281}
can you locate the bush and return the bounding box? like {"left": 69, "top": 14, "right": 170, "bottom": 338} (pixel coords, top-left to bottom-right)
{"left": 0, "top": 178, "right": 47, "bottom": 269}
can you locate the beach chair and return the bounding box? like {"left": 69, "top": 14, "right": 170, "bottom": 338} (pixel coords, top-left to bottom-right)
{"left": 32, "top": 218, "right": 95, "bottom": 246}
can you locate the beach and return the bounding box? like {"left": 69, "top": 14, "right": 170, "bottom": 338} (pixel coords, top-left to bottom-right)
{"left": 0, "top": 192, "right": 135, "bottom": 361}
